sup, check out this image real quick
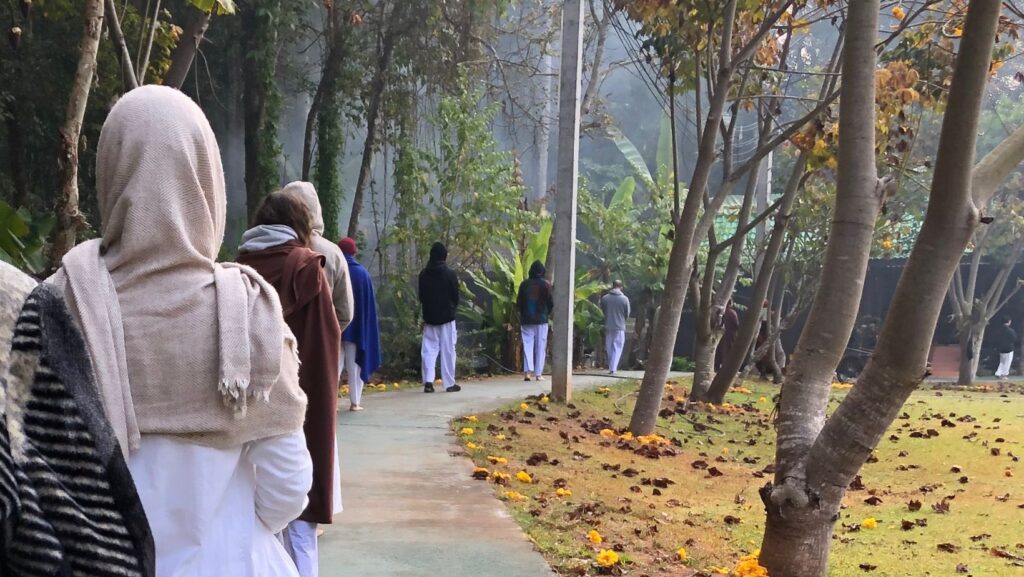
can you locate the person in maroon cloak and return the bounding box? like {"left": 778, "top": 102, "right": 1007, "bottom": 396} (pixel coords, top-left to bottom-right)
{"left": 236, "top": 192, "right": 341, "bottom": 577}
{"left": 715, "top": 299, "right": 740, "bottom": 371}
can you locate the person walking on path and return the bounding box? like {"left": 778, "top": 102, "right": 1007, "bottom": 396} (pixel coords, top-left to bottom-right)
{"left": 282, "top": 181, "right": 354, "bottom": 334}
{"left": 237, "top": 192, "right": 341, "bottom": 577}
{"left": 338, "top": 237, "right": 382, "bottom": 411}
{"left": 600, "top": 280, "right": 631, "bottom": 374}
{"left": 714, "top": 299, "right": 740, "bottom": 372}
{"left": 517, "top": 260, "right": 553, "bottom": 381}
{"left": 419, "top": 242, "right": 461, "bottom": 393}
{"left": 2, "top": 261, "right": 155, "bottom": 577}
{"left": 994, "top": 317, "right": 1017, "bottom": 379}
{"left": 50, "top": 86, "right": 310, "bottom": 577}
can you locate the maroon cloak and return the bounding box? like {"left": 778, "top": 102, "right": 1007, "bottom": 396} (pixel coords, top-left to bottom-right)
{"left": 238, "top": 241, "right": 341, "bottom": 524}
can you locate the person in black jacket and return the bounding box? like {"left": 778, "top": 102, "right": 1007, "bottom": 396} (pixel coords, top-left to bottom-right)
{"left": 419, "top": 242, "right": 461, "bottom": 392}
{"left": 994, "top": 317, "right": 1017, "bottom": 379}
{"left": 517, "top": 260, "right": 554, "bottom": 381}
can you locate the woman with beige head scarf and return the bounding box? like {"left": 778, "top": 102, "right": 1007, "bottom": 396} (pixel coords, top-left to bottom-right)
{"left": 50, "top": 85, "right": 311, "bottom": 577}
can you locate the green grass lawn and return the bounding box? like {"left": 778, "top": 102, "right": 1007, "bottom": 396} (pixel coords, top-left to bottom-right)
{"left": 453, "top": 378, "right": 1024, "bottom": 576}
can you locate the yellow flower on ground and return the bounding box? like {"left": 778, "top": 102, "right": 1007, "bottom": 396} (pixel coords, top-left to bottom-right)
{"left": 464, "top": 415, "right": 478, "bottom": 422}
{"left": 637, "top": 434, "right": 669, "bottom": 445}
{"left": 555, "top": 487, "right": 573, "bottom": 497}
{"left": 587, "top": 530, "right": 603, "bottom": 544}
{"left": 722, "top": 447, "right": 730, "bottom": 455}
{"left": 758, "top": 396, "right": 768, "bottom": 403}
{"left": 460, "top": 427, "right": 474, "bottom": 436}
{"left": 619, "top": 431, "right": 634, "bottom": 442}
{"left": 733, "top": 549, "right": 768, "bottom": 577}
{"left": 711, "top": 567, "right": 730, "bottom": 575}
{"left": 540, "top": 395, "right": 550, "bottom": 404}
{"left": 393, "top": 382, "right": 401, "bottom": 389}
{"left": 677, "top": 547, "right": 688, "bottom": 561}
{"left": 664, "top": 383, "right": 674, "bottom": 390}
{"left": 491, "top": 471, "right": 511, "bottom": 483}
{"left": 516, "top": 471, "right": 533, "bottom": 483}
{"left": 435, "top": 379, "right": 443, "bottom": 385}
{"left": 599, "top": 428, "right": 617, "bottom": 438}
{"left": 487, "top": 455, "right": 508, "bottom": 465}
{"left": 495, "top": 433, "right": 507, "bottom": 441}
{"left": 862, "top": 517, "right": 878, "bottom": 529}
{"left": 520, "top": 403, "right": 530, "bottom": 410}
{"left": 503, "top": 491, "right": 527, "bottom": 501}
{"left": 596, "top": 549, "right": 619, "bottom": 568}
{"left": 465, "top": 442, "right": 480, "bottom": 450}
{"left": 596, "top": 387, "right": 611, "bottom": 394}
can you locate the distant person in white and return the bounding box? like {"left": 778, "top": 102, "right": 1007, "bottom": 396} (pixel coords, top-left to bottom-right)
{"left": 994, "top": 317, "right": 1017, "bottom": 379}
{"left": 600, "top": 280, "right": 631, "bottom": 374}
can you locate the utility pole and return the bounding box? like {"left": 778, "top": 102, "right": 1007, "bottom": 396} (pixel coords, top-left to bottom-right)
{"left": 551, "top": 0, "right": 584, "bottom": 401}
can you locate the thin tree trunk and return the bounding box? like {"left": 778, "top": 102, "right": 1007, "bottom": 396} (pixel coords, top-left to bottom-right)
{"left": 104, "top": 0, "right": 138, "bottom": 91}
{"left": 627, "top": 0, "right": 739, "bottom": 435}
{"left": 49, "top": 0, "right": 104, "bottom": 271}
{"left": 302, "top": 5, "right": 343, "bottom": 181}
{"left": 957, "top": 325, "right": 983, "bottom": 385}
{"left": 347, "top": 21, "right": 398, "bottom": 238}
{"left": 137, "top": 0, "right": 162, "bottom": 84}
{"left": 164, "top": 6, "right": 212, "bottom": 90}
{"left": 760, "top": 2, "right": 1003, "bottom": 575}
{"left": 707, "top": 153, "right": 808, "bottom": 403}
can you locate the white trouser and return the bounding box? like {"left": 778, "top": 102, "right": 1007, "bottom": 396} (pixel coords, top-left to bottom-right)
{"left": 422, "top": 321, "right": 457, "bottom": 388}
{"left": 521, "top": 324, "right": 549, "bottom": 377}
{"left": 996, "top": 351, "right": 1014, "bottom": 378}
{"left": 280, "top": 520, "right": 318, "bottom": 577}
{"left": 606, "top": 329, "right": 625, "bottom": 373}
{"left": 340, "top": 341, "right": 363, "bottom": 406}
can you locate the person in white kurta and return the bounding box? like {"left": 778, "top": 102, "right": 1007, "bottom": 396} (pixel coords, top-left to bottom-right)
{"left": 130, "top": 432, "right": 312, "bottom": 577}
{"left": 48, "top": 86, "right": 313, "bottom": 577}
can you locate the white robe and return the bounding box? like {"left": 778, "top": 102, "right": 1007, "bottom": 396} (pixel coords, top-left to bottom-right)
{"left": 129, "top": 431, "right": 313, "bottom": 577}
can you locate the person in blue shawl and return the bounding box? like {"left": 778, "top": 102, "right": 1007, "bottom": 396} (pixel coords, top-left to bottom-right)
{"left": 337, "top": 237, "right": 382, "bottom": 411}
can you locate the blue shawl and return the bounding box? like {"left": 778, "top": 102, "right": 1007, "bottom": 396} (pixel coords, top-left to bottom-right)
{"left": 342, "top": 255, "right": 382, "bottom": 383}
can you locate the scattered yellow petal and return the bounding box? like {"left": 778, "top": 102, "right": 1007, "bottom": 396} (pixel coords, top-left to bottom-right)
{"left": 520, "top": 403, "right": 530, "bottom": 410}
{"left": 892, "top": 5, "right": 906, "bottom": 20}
{"left": 862, "top": 517, "right": 878, "bottom": 529}
{"left": 711, "top": 567, "right": 730, "bottom": 575}
{"left": 540, "top": 395, "right": 550, "bottom": 404}
{"left": 487, "top": 455, "right": 508, "bottom": 465}
{"left": 722, "top": 447, "right": 730, "bottom": 455}
{"left": 677, "top": 547, "right": 688, "bottom": 561}
{"left": 555, "top": 487, "right": 573, "bottom": 497}
{"left": 503, "top": 490, "right": 528, "bottom": 501}
{"left": 619, "top": 431, "right": 634, "bottom": 442}
{"left": 596, "top": 549, "right": 619, "bottom": 567}
{"left": 460, "top": 427, "right": 475, "bottom": 436}
{"left": 491, "top": 471, "right": 511, "bottom": 483}
{"left": 758, "top": 396, "right": 767, "bottom": 403}
{"left": 393, "top": 382, "right": 401, "bottom": 389}
{"left": 465, "top": 442, "right": 480, "bottom": 450}
{"left": 495, "top": 433, "right": 507, "bottom": 441}
{"left": 599, "top": 428, "right": 617, "bottom": 438}
{"left": 464, "top": 415, "right": 478, "bottom": 422}
{"left": 516, "top": 470, "right": 533, "bottom": 483}
{"left": 587, "top": 529, "right": 603, "bottom": 544}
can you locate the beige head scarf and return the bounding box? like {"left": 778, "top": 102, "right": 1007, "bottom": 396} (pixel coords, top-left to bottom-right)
{"left": 50, "top": 85, "right": 305, "bottom": 457}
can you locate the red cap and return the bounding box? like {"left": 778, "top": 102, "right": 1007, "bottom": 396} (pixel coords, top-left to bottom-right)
{"left": 338, "top": 237, "right": 358, "bottom": 256}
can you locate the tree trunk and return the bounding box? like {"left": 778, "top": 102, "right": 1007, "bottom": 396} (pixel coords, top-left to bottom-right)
{"left": 241, "top": 2, "right": 281, "bottom": 223}
{"left": 164, "top": 6, "right": 212, "bottom": 90}
{"left": 627, "top": 0, "right": 739, "bottom": 436}
{"left": 347, "top": 20, "right": 398, "bottom": 239}
{"left": 104, "top": 0, "right": 138, "bottom": 91}
{"left": 760, "top": 2, "right": 1003, "bottom": 575}
{"left": 692, "top": 331, "right": 720, "bottom": 395}
{"left": 48, "top": 0, "right": 104, "bottom": 271}
{"left": 302, "top": 6, "right": 345, "bottom": 181}
{"left": 957, "top": 326, "right": 983, "bottom": 385}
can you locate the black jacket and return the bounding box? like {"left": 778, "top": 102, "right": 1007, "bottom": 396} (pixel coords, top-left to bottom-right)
{"left": 993, "top": 324, "right": 1017, "bottom": 354}
{"left": 418, "top": 243, "right": 460, "bottom": 325}
{"left": 517, "top": 261, "right": 553, "bottom": 325}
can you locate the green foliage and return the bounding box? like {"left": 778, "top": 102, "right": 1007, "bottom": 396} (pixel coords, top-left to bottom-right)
{"left": 187, "top": 0, "right": 237, "bottom": 15}
{"left": 313, "top": 94, "right": 344, "bottom": 240}
{"left": 0, "top": 200, "right": 54, "bottom": 274}
{"left": 671, "top": 356, "right": 696, "bottom": 372}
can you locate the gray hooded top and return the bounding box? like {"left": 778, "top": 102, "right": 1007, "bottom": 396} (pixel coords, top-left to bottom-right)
{"left": 282, "top": 181, "right": 354, "bottom": 333}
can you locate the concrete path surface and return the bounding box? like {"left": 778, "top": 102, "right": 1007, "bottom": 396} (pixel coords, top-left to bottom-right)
{"left": 319, "top": 371, "right": 650, "bottom": 577}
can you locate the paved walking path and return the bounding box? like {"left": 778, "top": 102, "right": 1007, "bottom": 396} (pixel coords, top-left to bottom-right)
{"left": 319, "top": 371, "right": 650, "bottom": 576}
